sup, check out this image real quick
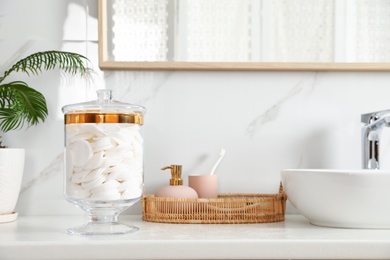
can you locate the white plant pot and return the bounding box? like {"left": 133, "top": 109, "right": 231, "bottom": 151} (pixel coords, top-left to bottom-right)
{"left": 0, "top": 148, "right": 25, "bottom": 222}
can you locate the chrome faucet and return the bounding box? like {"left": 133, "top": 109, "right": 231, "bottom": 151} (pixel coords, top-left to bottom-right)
{"left": 361, "top": 110, "right": 390, "bottom": 169}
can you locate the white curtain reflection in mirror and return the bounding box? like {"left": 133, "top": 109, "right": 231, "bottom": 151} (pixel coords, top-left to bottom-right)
{"left": 107, "top": 0, "right": 390, "bottom": 63}
{"left": 356, "top": 0, "right": 390, "bottom": 62}
{"left": 183, "top": 0, "right": 253, "bottom": 62}
{"left": 110, "top": 0, "right": 169, "bottom": 61}
{"left": 271, "top": 0, "right": 334, "bottom": 62}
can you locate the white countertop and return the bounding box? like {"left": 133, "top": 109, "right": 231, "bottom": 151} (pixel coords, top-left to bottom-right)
{"left": 1, "top": 214, "right": 390, "bottom": 260}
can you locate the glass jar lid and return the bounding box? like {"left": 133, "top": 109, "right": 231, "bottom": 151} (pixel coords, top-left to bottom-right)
{"left": 62, "top": 89, "right": 146, "bottom": 125}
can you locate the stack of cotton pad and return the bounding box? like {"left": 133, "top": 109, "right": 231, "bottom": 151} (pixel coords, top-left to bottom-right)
{"left": 65, "top": 123, "right": 143, "bottom": 201}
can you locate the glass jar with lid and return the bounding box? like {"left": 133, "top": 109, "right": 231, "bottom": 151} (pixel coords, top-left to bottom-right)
{"left": 62, "top": 89, "right": 146, "bottom": 235}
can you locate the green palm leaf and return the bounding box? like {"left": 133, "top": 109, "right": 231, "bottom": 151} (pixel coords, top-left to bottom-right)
{"left": 0, "top": 81, "right": 48, "bottom": 132}
{"left": 0, "top": 50, "right": 90, "bottom": 83}
{"left": 0, "top": 50, "right": 90, "bottom": 132}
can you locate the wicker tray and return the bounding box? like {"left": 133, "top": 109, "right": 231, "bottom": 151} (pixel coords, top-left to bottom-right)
{"left": 142, "top": 183, "right": 287, "bottom": 224}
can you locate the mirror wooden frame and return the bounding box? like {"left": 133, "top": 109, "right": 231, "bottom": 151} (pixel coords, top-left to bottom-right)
{"left": 98, "top": 0, "right": 390, "bottom": 71}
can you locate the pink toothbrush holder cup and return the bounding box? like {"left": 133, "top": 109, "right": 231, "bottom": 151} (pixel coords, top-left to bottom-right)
{"left": 188, "top": 175, "right": 218, "bottom": 198}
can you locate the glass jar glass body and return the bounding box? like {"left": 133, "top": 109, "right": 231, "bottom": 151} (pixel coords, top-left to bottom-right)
{"left": 62, "top": 90, "right": 145, "bottom": 235}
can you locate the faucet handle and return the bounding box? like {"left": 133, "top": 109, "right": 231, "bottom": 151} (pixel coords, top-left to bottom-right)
{"left": 361, "top": 109, "right": 390, "bottom": 124}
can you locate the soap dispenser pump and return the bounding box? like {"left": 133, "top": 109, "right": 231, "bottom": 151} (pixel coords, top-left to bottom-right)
{"left": 155, "top": 165, "right": 198, "bottom": 198}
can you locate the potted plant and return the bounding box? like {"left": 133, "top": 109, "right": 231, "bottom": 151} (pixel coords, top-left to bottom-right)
{"left": 0, "top": 50, "right": 90, "bottom": 222}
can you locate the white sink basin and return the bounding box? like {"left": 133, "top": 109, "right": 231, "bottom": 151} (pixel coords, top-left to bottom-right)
{"left": 281, "top": 169, "right": 390, "bottom": 229}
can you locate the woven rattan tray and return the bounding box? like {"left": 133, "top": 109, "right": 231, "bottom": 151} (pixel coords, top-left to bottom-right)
{"left": 142, "top": 183, "right": 287, "bottom": 224}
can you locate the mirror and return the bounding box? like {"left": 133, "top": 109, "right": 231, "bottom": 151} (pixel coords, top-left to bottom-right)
{"left": 98, "top": 0, "right": 390, "bottom": 71}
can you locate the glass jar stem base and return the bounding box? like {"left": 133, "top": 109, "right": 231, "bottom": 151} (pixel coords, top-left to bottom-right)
{"left": 68, "top": 210, "right": 138, "bottom": 235}
{"left": 67, "top": 221, "right": 139, "bottom": 235}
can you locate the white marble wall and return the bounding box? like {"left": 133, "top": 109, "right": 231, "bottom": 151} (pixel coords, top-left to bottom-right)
{"left": 1, "top": 0, "right": 390, "bottom": 216}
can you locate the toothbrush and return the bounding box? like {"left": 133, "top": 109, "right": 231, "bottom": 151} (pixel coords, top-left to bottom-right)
{"left": 210, "top": 148, "right": 226, "bottom": 175}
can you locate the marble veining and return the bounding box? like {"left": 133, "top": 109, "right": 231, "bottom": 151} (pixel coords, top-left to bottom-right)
{"left": 246, "top": 73, "right": 318, "bottom": 137}
{"left": 20, "top": 153, "right": 63, "bottom": 194}
{"left": 108, "top": 71, "right": 172, "bottom": 105}
{"left": 0, "top": 40, "right": 34, "bottom": 71}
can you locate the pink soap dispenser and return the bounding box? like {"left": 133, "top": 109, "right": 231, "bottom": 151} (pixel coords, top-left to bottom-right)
{"left": 155, "top": 165, "right": 198, "bottom": 198}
